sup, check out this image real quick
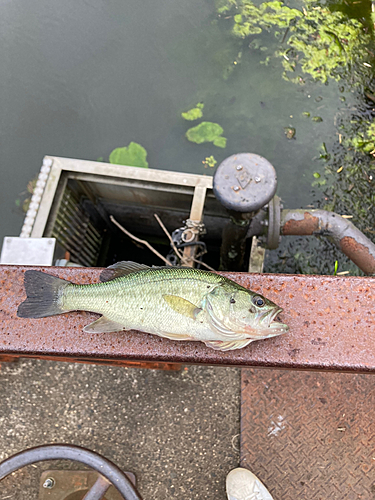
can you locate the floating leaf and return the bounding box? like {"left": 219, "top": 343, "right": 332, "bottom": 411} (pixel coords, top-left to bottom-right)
{"left": 186, "top": 122, "right": 226, "bottom": 148}
{"left": 213, "top": 136, "right": 227, "bottom": 148}
{"left": 181, "top": 106, "right": 204, "bottom": 121}
{"left": 109, "top": 142, "right": 148, "bottom": 168}
{"left": 202, "top": 155, "right": 217, "bottom": 168}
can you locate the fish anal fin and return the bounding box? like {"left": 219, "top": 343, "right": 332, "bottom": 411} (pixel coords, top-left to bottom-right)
{"left": 204, "top": 338, "right": 254, "bottom": 351}
{"left": 163, "top": 294, "right": 202, "bottom": 320}
{"left": 83, "top": 317, "right": 127, "bottom": 334}
{"left": 100, "top": 261, "right": 150, "bottom": 282}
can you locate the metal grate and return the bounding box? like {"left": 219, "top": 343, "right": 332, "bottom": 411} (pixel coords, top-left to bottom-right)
{"left": 51, "top": 186, "right": 102, "bottom": 266}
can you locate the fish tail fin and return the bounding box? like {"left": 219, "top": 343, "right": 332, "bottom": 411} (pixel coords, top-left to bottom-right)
{"left": 17, "top": 270, "right": 70, "bottom": 318}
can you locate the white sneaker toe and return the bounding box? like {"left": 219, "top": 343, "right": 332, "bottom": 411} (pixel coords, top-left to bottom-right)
{"left": 226, "top": 467, "right": 274, "bottom": 500}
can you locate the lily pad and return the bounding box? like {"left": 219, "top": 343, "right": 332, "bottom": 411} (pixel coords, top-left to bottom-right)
{"left": 213, "top": 136, "right": 227, "bottom": 148}
{"left": 181, "top": 106, "right": 204, "bottom": 121}
{"left": 186, "top": 122, "right": 227, "bottom": 147}
{"left": 109, "top": 142, "right": 148, "bottom": 168}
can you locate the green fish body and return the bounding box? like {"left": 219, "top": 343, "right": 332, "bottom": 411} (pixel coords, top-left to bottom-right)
{"left": 17, "top": 262, "right": 288, "bottom": 351}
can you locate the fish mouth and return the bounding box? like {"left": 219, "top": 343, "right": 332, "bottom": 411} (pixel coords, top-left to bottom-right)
{"left": 263, "top": 308, "right": 289, "bottom": 333}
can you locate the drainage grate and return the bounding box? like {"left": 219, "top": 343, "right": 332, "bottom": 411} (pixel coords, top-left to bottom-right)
{"left": 51, "top": 186, "right": 102, "bottom": 266}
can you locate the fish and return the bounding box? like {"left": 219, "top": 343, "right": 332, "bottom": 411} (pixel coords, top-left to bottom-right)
{"left": 17, "top": 261, "right": 288, "bottom": 352}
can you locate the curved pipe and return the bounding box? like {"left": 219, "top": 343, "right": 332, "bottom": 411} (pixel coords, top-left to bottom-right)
{"left": 0, "top": 444, "right": 142, "bottom": 500}
{"left": 281, "top": 209, "right": 375, "bottom": 275}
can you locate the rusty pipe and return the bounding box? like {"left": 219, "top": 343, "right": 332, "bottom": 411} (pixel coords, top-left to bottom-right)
{"left": 281, "top": 209, "right": 375, "bottom": 275}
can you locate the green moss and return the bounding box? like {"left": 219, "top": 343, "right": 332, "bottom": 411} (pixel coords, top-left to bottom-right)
{"left": 109, "top": 142, "right": 148, "bottom": 168}
{"left": 186, "top": 122, "right": 227, "bottom": 147}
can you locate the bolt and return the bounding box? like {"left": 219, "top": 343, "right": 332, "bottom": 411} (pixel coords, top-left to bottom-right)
{"left": 236, "top": 165, "right": 243, "bottom": 171}
{"left": 43, "top": 478, "right": 55, "bottom": 489}
{"left": 233, "top": 186, "right": 240, "bottom": 192}
{"left": 254, "top": 176, "right": 261, "bottom": 183}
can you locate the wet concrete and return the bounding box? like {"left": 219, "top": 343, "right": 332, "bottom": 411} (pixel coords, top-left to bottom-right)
{"left": 0, "top": 359, "right": 240, "bottom": 499}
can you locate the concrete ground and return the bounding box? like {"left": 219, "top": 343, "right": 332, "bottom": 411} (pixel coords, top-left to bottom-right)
{"left": 0, "top": 359, "right": 240, "bottom": 500}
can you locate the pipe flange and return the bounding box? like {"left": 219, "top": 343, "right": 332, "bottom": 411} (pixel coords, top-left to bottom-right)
{"left": 267, "top": 196, "right": 281, "bottom": 250}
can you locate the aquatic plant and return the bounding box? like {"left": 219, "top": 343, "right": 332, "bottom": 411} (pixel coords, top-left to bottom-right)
{"left": 216, "top": 0, "right": 374, "bottom": 276}
{"left": 109, "top": 142, "right": 148, "bottom": 168}
{"left": 186, "top": 122, "right": 227, "bottom": 148}
{"left": 345, "top": 121, "right": 375, "bottom": 154}
{"left": 202, "top": 155, "right": 218, "bottom": 168}
{"left": 182, "top": 103, "right": 204, "bottom": 121}
{"left": 217, "top": 0, "right": 370, "bottom": 83}
{"left": 333, "top": 260, "right": 338, "bottom": 276}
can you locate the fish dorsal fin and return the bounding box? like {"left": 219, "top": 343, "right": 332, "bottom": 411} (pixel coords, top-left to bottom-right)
{"left": 204, "top": 338, "right": 254, "bottom": 351}
{"left": 83, "top": 316, "right": 127, "bottom": 334}
{"left": 100, "top": 261, "right": 150, "bottom": 282}
{"left": 163, "top": 294, "right": 202, "bottom": 320}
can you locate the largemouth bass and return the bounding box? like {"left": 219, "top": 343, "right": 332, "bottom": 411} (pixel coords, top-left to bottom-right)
{"left": 17, "top": 261, "right": 288, "bottom": 351}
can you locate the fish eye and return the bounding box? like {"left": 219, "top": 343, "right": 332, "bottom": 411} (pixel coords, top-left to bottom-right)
{"left": 252, "top": 295, "right": 265, "bottom": 307}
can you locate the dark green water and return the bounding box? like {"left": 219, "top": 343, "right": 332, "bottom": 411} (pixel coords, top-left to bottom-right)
{"left": 1, "top": 0, "right": 374, "bottom": 274}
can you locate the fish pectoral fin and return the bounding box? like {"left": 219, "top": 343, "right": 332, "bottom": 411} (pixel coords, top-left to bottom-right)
{"left": 100, "top": 261, "right": 150, "bottom": 282}
{"left": 83, "top": 317, "right": 127, "bottom": 334}
{"left": 203, "top": 338, "right": 254, "bottom": 351}
{"left": 157, "top": 331, "right": 194, "bottom": 341}
{"left": 162, "top": 294, "right": 202, "bottom": 320}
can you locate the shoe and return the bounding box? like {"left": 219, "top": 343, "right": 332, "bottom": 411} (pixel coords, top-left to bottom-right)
{"left": 226, "top": 467, "right": 274, "bottom": 500}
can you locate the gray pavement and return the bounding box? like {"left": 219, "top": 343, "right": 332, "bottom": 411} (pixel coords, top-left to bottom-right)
{"left": 0, "top": 359, "right": 240, "bottom": 499}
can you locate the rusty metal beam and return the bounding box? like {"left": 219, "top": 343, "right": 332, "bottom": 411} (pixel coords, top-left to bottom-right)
{"left": 0, "top": 265, "right": 374, "bottom": 372}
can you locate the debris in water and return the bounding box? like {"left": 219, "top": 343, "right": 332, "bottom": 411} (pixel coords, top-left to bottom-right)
{"left": 284, "top": 127, "right": 296, "bottom": 139}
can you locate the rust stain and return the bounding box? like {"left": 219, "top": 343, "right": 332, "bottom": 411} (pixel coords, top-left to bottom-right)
{"left": 282, "top": 212, "right": 320, "bottom": 235}
{"left": 340, "top": 236, "right": 375, "bottom": 276}
{"left": 0, "top": 265, "right": 375, "bottom": 372}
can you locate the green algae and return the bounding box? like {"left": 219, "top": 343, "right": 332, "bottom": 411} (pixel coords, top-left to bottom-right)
{"left": 109, "top": 142, "right": 148, "bottom": 168}
{"left": 217, "top": 0, "right": 370, "bottom": 84}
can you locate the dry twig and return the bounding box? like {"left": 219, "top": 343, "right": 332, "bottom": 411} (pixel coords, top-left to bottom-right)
{"left": 154, "top": 214, "right": 183, "bottom": 259}
{"left": 110, "top": 215, "right": 172, "bottom": 266}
